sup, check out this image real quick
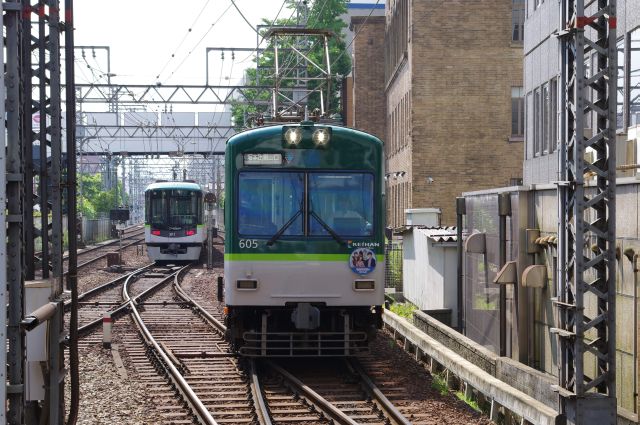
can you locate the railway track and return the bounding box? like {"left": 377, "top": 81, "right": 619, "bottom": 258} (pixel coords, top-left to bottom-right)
{"left": 34, "top": 224, "right": 146, "bottom": 278}
{"left": 69, "top": 225, "right": 146, "bottom": 272}
{"left": 68, "top": 232, "right": 488, "bottom": 424}
{"left": 133, "top": 265, "right": 411, "bottom": 425}
{"left": 118, "top": 264, "right": 271, "bottom": 424}
{"left": 256, "top": 358, "right": 412, "bottom": 425}
{"left": 64, "top": 263, "right": 156, "bottom": 345}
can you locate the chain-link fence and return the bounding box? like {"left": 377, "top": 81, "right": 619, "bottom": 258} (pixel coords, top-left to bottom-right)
{"left": 384, "top": 241, "right": 403, "bottom": 291}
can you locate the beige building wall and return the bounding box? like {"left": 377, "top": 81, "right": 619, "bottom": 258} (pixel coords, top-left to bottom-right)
{"left": 385, "top": 0, "right": 524, "bottom": 226}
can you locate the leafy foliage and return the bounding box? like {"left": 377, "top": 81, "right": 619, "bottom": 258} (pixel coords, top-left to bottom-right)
{"left": 78, "top": 173, "right": 128, "bottom": 219}
{"left": 389, "top": 302, "right": 417, "bottom": 320}
{"left": 231, "top": 0, "right": 351, "bottom": 129}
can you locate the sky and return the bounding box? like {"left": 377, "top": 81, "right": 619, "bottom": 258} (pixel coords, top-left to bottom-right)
{"left": 70, "top": 0, "right": 381, "bottom": 123}
{"left": 73, "top": 0, "right": 296, "bottom": 88}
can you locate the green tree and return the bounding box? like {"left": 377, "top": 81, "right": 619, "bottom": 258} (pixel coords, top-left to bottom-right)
{"left": 231, "top": 0, "right": 351, "bottom": 129}
{"left": 78, "top": 173, "right": 128, "bottom": 218}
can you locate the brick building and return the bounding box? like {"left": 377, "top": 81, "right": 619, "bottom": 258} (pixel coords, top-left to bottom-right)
{"left": 350, "top": 14, "right": 386, "bottom": 141}
{"left": 384, "top": 0, "right": 525, "bottom": 226}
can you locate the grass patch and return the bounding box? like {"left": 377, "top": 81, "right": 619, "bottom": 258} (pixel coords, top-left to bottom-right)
{"left": 455, "top": 390, "right": 483, "bottom": 413}
{"left": 431, "top": 373, "right": 449, "bottom": 396}
{"left": 388, "top": 302, "right": 417, "bottom": 319}
{"left": 432, "top": 373, "right": 483, "bottom": 414}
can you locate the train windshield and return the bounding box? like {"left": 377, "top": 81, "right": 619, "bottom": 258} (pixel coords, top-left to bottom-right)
{"left": 237, "top": 172, "right": 373, "bottom": 238}
{"left": 147, "top": 189, "right": 202, "bottom": 229}
{"left": 238, "top": 172, "right": 304, "bottom": 236}
{"left": 308, "top": 173, "right": 373, "bottom": 237}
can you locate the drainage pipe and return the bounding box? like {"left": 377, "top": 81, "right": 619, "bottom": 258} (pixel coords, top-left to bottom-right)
{"left": 456, "top": 197, "right": 466, "bottom": 332}
{"left": 498, "top": 193, "right": 511, "bottom": 357}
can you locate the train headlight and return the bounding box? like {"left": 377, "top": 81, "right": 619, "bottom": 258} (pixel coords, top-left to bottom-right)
{"left": 312, "top": 128, "right": 331, "bottom": 146}
{"left": 236, "top": 279, "right": 258, "bottom": 290}
{"left": 353, "top": 280, "right": 375, "bottom": 291}
{"left": 284, "top": 127, "right": 303, "bottom": 146}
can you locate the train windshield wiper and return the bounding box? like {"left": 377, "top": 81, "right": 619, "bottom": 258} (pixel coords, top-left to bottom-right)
{"left": 309, "top": 210, "right": 346, "bottom": 246}
{"left": 266, "top": 208, "right": 303, "bottom": 246}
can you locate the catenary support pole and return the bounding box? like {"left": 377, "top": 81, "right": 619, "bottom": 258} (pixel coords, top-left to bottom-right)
{"left": 0, "top": 4, "right": 9, "bottom": 423}
{"left": 556, "top": 0, "right": 617, "bottom": 422}
{"left": 6, "top": 1, "right": 26, "bottom": 422}
{"left": 65, "top": 0, "right": 80, "bottom": 422}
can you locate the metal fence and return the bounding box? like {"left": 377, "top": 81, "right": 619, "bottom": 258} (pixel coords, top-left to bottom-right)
{"left": 81, "top": 217, "right": 112, "bottom": 245}
{"left": 384, "top": 241, "right": 403, "bottom": 290}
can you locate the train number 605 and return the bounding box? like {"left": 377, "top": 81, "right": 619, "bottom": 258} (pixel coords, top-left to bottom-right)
{"left": 239, "top": 239, "right": 258, "bottom": 249}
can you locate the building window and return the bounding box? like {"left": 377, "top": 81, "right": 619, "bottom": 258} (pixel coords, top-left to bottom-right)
{"left": 526, "top": 91, "right": 532, "bottom": 156}
{"left": 542, "top": 83, "right": 550, "bottom": 154}
{"left": 512, "top": 0, "right": 525, "bottom": 42}
{"left": 550, "top": 78, "right": 558, "bottom": 152}
{"left": 533, "top": 88, "right": 541, "bottom": 156}
{"left": 511, "top": 87, "right": 524, "bottom": 138}
{"left": 631, "top": 28, "right": 640, "bottom": 127}
{"left": 617, "top": 37, "right": 625, "bottom": 130}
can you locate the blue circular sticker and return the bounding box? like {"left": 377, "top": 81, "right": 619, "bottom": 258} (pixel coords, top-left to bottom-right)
{"left": 349, "top": 248, "right": 377, "bottom": 275}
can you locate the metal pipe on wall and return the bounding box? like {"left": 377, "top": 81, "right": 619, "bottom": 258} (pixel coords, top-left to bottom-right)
{"left": 456, "top": 197, "right": 466, "bottom": 332}
{"left": 498, "top": 193, "right": 512, "bottom": 357}
{"left": 634, "top": 254, "right": 638, "bottom": 413}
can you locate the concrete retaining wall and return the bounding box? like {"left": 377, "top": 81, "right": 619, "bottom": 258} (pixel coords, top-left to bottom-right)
{"left": 411, "top": 310, "right": 638, "bottom": 424}
{"left": 384, "top": 310, "right": 561, "bottom": 425}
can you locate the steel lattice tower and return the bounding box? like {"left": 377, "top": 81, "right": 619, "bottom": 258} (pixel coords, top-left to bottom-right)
{"left": 556, "top": 0, "right": 617, "bottom": 422}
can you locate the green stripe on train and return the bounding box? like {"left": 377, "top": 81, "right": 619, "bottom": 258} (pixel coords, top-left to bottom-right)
{"left": 225, "top": 253, "right": 385, "bottom": 262}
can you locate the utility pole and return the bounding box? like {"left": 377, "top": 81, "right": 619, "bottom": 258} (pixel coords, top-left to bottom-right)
{"left": 556, "top": 0, "right": 617, "bottom": 423}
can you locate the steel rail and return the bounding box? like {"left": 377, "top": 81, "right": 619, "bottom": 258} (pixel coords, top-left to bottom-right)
{"left": 63, "top": 263, "right": 155, "bottom": 311}
{"left": 347, "top": 358, "right": 413, "bottom": 425}
{"left": 35, "top": 226, "right": 144, "bottom": 259}
{"left": 75, "top": 231, "right": 145, "bottom": 258}
{"left": 250, "top": 360, "right": 273, "bottom": 425}
{"left": 76, "top": 265, "right": 171, "bottom": 336}
{"left": 173, "top": 279, "right": 227, "bottom": 334}
{"left": 265, "top": 360, "right": 359, "bottom": 425}
{"left": 171, "top": 270, "right": 275, "bottom": 425}
{"left": 70, "top": 237, "right": 145, "bottom": 273}
{"left": 123, "top": 265, "right": 219, "bottom": 425}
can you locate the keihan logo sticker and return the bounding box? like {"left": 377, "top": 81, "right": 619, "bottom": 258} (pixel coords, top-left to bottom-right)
{"left": 349, "top": 248, "right": 377, "bottom": 275}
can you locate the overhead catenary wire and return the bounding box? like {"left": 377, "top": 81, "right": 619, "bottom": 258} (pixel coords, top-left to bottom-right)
{"left": 272, "top": 0, "right": 382, "bottom": 116}
{"left": 160, "top": 2, "right": 233, "bottom": 84}
{"left": 235, "top": 0, "right": 292, "bottom": 64}
{"left": 154, "top": 0, "right": 212, "bottom": 81}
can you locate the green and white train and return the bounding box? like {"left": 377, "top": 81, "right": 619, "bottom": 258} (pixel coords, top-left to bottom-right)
{"left": 224, "top": 122, "right": 385, "bottom": 356}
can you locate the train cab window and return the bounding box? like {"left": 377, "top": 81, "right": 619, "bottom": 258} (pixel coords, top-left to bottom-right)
{"left": 148, "top": 189, "right": 200, "bottom": 229}
{"left": 238, "top": 172, "right": 304, "bottom": 237}
{"left": 309, "top": 173, "right": 374, "bottom": 237}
